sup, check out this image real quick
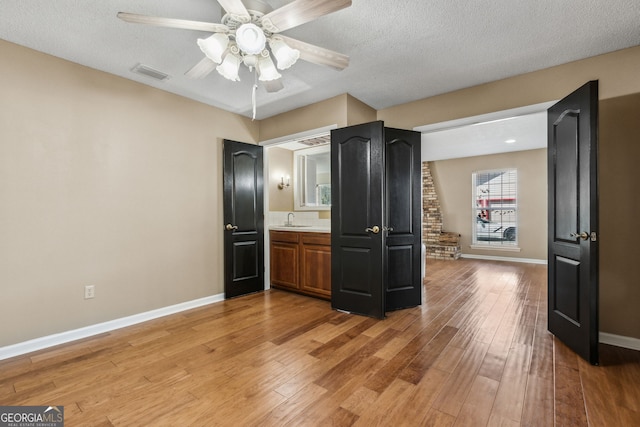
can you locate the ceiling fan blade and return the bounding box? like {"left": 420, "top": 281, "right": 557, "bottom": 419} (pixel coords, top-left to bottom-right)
{"left": 277, "top": 35, "right": 349, "bottom": 70}
{"left": 185, "top": 57, "right": 217, "bottom": 79}
{"left": 215, "top": 0, "right": 251, "bottom": 22}
{"left": 261, "top": 0, "right": 352, "bottom": 33}
{"left": 264, "top": 79, "right": 284, "bottom": 93}
{"left": 117, "top": 12, "right": 228, "bottom": 33}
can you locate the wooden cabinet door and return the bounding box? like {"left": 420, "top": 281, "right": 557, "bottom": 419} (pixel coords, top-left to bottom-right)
{"left": 270, "top": 231, "right": 300, "bottom": 290}
{"left": 300, "top": 233, "right": 331, "bottom": 299}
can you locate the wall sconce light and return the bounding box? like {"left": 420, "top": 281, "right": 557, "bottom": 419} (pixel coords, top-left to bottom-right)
{"left": 278, "top": 175, "right": 290, "bottom": 190}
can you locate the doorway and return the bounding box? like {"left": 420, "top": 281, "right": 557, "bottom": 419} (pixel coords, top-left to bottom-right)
{"left": 414, "top": 101, "right": 555, "bottom": 265}
{"left": 415, "top": 92, "right": 600, "bottom": 365}
{"left": 260, "top": 125, "right": 337, "bottom": 290}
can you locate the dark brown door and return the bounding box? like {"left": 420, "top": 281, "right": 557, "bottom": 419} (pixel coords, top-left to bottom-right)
{"left": 547, "top": 81, "right": 599, "bottom": 364}
{"left": 223, "top": 140, "right": 264, "bottom": 299}
{"left": 385, "top": 127, "right": 422, "bottom": 311}
{"left": 331, "top": 121, "right": 385, "bottom": 319}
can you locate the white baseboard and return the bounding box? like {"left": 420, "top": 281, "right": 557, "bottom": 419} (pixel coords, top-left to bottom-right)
{"left": 600, "top": 332, "right": 640, "bottom": 351}
{"left": 0, "top": 293, "right": 225, "bottom": 361}
{"left": 460, "top": 253, "right": 548, "bottom": 265}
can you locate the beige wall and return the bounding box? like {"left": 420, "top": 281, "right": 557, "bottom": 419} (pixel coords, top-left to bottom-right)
{"left": 259, "top": 95, "right": 347, "bottom": 141}
{"left": 0, "top": 40, "right": 258, "bottom": 347}
{"left": 346, "top": 94, "right": 377, "bottom": 125}
{"left": 431, "top": 149, "right": 547, "bottom": 260}
{"left": 599, "top": 93, "right": 640, "bottom": 338}
{"left": 266, "top": 147, "right": 294, "bottom": 212}
{"left": 260, "top": 93, "right": 377, "bottom": 142}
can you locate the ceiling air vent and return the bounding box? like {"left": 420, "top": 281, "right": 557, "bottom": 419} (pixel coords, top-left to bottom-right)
{"left": 131, "top": 63, "right": 171, "bottom": 82}
{"left": 297, "top": 134, "right": 330, "bottom": 147}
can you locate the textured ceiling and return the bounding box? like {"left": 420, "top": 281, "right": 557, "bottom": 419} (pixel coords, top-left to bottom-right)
{"left": 1, "top": 0, "right": 639, "bottom": 120}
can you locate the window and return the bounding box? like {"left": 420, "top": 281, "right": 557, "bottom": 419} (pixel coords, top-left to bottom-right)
{"left": 472, "top": 169, "right": 517, "bottom": 246}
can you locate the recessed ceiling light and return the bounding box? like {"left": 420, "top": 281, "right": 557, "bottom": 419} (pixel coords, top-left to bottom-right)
{"left": 505, "top": 139, "right": 516, "bottom": 144}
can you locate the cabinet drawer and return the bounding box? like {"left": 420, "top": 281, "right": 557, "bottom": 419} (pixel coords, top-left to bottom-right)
{"left": 300, "top": 232, "right": 331, "bottom": 246}
{"left": 270, "top": 230, "right": 300, "bottom": 243}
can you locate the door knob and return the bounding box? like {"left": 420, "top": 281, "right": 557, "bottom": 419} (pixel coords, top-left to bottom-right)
{"left": 570, "top": 231, "right": 589, "bottom": 240}
{"left": 225, "top": 223, "right": 238, "bottom": 231}
{"left": 365, "top": 225, "right": 380, "bottom": 234}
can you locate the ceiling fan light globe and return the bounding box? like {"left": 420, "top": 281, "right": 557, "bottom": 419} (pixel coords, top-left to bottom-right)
{"left": 216, "top": 53, "right": 241, "bottom": 81}
{"left": 236, "top": 23, "right": 267, "bottom": 55}
{"left": 269, "top": 38, "right": 300, "bottom": 70}
{"left": 258, "top": 55, "right": 282, "bottom": 81}
{"left": 197, "top": 33, "right": 229, "bottom": 64}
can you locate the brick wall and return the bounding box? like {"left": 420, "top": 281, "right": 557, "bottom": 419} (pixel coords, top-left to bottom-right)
{"left": 422, "top": 162, "right": 461, "bottom": 260}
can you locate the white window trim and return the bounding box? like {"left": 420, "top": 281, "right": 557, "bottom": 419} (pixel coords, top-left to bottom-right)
{"left": 472, "top": 168, "right": 518, "bottom": 247}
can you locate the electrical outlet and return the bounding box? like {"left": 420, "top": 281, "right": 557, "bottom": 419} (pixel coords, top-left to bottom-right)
{"left": 84, "top": 285, "right": 95, "bottom": 299}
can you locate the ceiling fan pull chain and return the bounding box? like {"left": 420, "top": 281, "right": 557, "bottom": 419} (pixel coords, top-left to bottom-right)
{"left": 252, "top": 70, "right": 258, "bottom": 120}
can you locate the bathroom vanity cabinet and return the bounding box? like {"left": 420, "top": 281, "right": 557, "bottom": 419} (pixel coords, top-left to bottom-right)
{"left": 270, "top": 230, "right": 331, "bottom": 300}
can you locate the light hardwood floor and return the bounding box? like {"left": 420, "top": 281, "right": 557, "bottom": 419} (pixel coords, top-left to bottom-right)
{"left": 1, "top": 259, "right": 639, "bottom": 426}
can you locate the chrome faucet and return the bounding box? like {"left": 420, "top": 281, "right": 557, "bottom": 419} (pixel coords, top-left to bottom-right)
{"left": 286, "top": 212, "right": 295, "bottom": 226}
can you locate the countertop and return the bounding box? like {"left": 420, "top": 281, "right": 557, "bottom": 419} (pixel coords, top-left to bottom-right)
{"left": 269, "top": 225, "right": 331, "bottom": 233}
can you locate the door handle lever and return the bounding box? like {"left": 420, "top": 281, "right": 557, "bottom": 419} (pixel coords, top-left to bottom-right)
{"left": 365, "top": 225, "right": 380, "bottom": 234}
{"left": 570, "top": 231, "right": 597, "bottom": 241}
{"left": 570, "top": 231, "right": 589, "bottom": 240}
{"left": 225, "top": 223, "right": 238, "bottom": 231}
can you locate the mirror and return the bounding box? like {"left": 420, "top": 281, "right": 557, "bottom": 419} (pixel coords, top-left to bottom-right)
{"left": 293, "top": 145, "right": 331, "bottom": 210}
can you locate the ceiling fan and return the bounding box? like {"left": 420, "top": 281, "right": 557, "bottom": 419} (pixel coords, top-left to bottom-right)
{"left": 117, "top": 0, "right": 351, "bottom": 95}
